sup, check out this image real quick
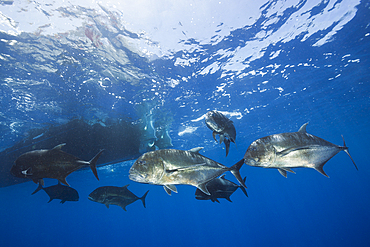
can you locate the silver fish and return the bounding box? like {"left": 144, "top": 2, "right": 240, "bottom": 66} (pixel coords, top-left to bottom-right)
{"left": 88, "top": 185, "right": 149, "bottom": 211}
{"left": 195, "top": 175, "right": 248, "bottom": 203}
{"left": 129, "top": 147, "right": 246, "bottom": 195}
{"left": 10, "top": 144, "right": 104, "bottom": 186}
{"left": 205, "top": 110, "right": 236, "bottom": 156}
{"left": 32, "top": 181, "right": 79, "bottom": 204}
{"left": 243, "top": 123, "right": 358, "bottom": 177}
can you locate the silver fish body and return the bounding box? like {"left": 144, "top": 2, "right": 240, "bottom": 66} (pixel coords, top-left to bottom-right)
{"left": 243, "top": 123, "right": 358, "bottom": 177}
{"left": 205, "top": 110, "right": 236, "bottom": 156}
{"left": 195, "top": 174, "right": 248, "bottom": 203}
{"left": 129, "top": 148, "right": 246, "bottom": 195}
{"left": 88, "top": 185, "right": 149, "bottom": 211}
{"left": 10, "top": 144, "right": 103, "bottom": 186}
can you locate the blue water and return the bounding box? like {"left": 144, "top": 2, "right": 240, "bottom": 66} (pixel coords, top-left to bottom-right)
{"left": 1, "top": 0, "right": 370, "bottom": 246}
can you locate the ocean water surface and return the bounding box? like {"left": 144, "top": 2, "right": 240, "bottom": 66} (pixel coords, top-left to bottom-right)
{"left": 1, "top": 0, "right": 369, "bottom": 246}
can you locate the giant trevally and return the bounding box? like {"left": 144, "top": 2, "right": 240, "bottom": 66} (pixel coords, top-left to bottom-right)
{"left": 243, "top": 123, "right": 358, "bottom": 177}
{"left": 31, "top": 181, "right": 79, "bottom": 204}
{"left": 10, "top": 143, "right": 104, "bottom": 186}
{"left": 88, "top": 185, "right": 149, "bottom": 211}
{"left": 205, "top": 110, "right": 236, "bottom": 156}
{"left": 129, "top": 147, "right": 246, "bottom": 195}
{"left": 195, "top": 175, "right": 248, "bottom": 203}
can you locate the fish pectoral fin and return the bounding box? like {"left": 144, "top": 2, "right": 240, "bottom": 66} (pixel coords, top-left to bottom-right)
{"left": 188, "top": 147, "right": 204, "bottom": 153}
{"left": 277, "top": 146, "right": 311, "bottom": 157}
{"left": 278, "top": 169, "right": 288, "bottom": 178}
{"left": 166, "top": 163, "right": 206, "bottom": 173}
{"left": 212, "top": 131, "right": 218, "bottom": 142}
{"left": 197, "top": 183, "right": 210, "bottom": 195}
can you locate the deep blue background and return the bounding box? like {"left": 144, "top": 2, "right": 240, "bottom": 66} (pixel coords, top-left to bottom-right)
{"left": 1, "top": 1, "right": 370, "bottom": 247}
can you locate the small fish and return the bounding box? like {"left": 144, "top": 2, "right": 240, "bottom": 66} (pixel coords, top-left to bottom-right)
{"left": 195, "top": 175, "right": 248, "bottom": 203}
{"left": 31, "top": 181, "right": 79, "bottom": 204}
{"left": 205, "top": 110, "right": 236, "bottom": 156}
{"left": 88, "top": 185, "right": 149, "bottom": 211}
{"left": 129, "top": 147, "right": 246, "bottom": 195}
{"left": 243, "top": 123, "right": 358, "bottom": 177}
{"left": 10, "top": 143, "right": 104, "bottom": 186}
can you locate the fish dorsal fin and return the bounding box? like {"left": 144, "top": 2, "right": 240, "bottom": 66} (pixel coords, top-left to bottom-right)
{"left": 188, "top": 147, "right": 204, "bottom": 153}
{"left": 122, "top": 184, "right": 129, "bottom": 188}
{"left": 278, "top": 169, "right": 288, "bottom": 178}
{"left": 220, "top": 174, "right": 226, "bottom": 179}
{"left": 52, "top": 143, "right": 66, "bottom": 150}
{"left": 197, "top": 183, "right": 210, "bottom": 195}
{"left": 298, "top": 123, "right": 309, "bottom": 133}
{"left": 105, "top": 204, "right": 109, "bottom": 209}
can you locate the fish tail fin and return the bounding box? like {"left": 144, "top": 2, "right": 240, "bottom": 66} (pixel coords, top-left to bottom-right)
{"left": 224, "top": 138, "right": 230, "bottom": 156}
{"left": 88, "top": 149, "right": 104, "bottom": 180}
{"left": 31, "top": 183, "right": 43, "bottom": 195}
{"left": 341, "top": 135, "right": 358, "bottom": 170}
{"left": 240, "top": 177, "right": 248, "bottom": 197}
{"left": 230, "top": 159, "right": 247, "bottom": 189}
{"left": 141, "top": 190, "right": 149, "bottom": 208}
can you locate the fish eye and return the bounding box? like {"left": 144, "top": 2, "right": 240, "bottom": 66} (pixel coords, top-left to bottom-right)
{"left": 138, "top": 160, "right": 146, "bottom": 166}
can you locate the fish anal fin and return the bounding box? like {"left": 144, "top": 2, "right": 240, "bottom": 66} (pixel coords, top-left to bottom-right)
{"left": 58, "top": 177, "right": 70, "bottom": 186}
{"left": 314, "top": 163, "right": 329, "bottom": 178}
{"left": 278, "top": 169, "right": 287, "bottom": 178}
{"left": 226, "top": 196, "right": 232, "bottom": 202}
{"left": 298, "top": 123, "right": 309, "bottom": 133}
{"left": 197, "top": 183, "right": 210, "bottom": 195}
{"left": 121, "top": 206, "right": 127, "bottom": 211}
